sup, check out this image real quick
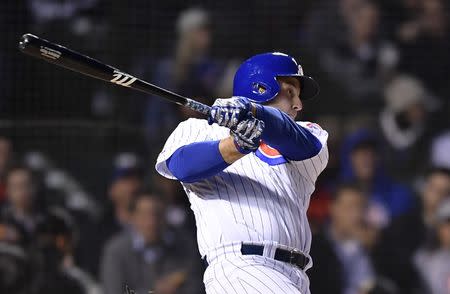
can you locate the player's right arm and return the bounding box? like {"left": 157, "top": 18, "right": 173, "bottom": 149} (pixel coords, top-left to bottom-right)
{"left": 206, "top": 96, "right": 322, "bottom": 161}
{"left": 253, "top": 104, "right": 322, "bottom": 161}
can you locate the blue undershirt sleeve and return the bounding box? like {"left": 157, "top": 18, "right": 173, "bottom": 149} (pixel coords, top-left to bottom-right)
{"left": 255, "top": 105, "right": 322, "bottom": 161}
{"left": 166, "top": 140, "right": 230, "bottom": 183}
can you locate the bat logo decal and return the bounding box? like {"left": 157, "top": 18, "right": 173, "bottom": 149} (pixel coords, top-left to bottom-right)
{"left": 110, "top": 70, "right": 137, "bottom": 87}
{"left": 40, "top": 46, "right": 61, "bottom": 60}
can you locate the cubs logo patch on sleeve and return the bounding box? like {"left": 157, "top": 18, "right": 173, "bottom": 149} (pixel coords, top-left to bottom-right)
{"left": 255, "top": 141, "right": 288, "bottom": 165}
{"left": 306, "top": 122, "right": 322, "bottom": 131}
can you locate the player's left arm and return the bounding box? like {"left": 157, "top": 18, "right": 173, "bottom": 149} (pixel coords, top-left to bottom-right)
{"left": 166, "top": 117, "right": 264, "bottom": 183}
{"left": 253, "top": 104, "right": 322, "bottom": 160}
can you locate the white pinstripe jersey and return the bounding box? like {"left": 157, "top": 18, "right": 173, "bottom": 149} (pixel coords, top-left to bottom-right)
{"left": 155, "top": 118, "right": 328, "bottom": 258}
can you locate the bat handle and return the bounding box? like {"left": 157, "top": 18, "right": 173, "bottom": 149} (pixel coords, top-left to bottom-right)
{"left": 184, "top": 98, "right": 211, "bottom": 116}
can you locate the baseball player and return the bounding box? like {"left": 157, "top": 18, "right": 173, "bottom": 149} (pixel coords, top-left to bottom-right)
{"left": 155, "top": 52, "right": 328, "bottom": 294}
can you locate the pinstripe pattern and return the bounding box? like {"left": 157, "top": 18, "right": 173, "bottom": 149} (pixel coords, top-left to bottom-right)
{"left": 203, "top": 251, "right": 310, "bottom": 294}
{"left": 155, "top": 118, "right": 328, "bottom": 293}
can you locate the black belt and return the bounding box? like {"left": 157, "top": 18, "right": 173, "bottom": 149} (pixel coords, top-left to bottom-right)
{"left": 202, "top": 244, "right": 309, "bottom": 270}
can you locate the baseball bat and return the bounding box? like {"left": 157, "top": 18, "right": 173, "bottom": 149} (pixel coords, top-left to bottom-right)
{"left": 18, "top": 33, "right": 211, "bottom": 115}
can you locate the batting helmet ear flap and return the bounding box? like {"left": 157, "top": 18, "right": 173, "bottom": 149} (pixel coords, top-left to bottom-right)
{"left": 234, "top": 66, "right": 280, "bottom": 102}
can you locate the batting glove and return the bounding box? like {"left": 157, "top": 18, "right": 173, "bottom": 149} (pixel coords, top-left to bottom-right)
{"left": 231, "top": 117, "right": 265, "bottom": 154}
{"left": 208, "top": 96, "right": 254, "bottom": 129}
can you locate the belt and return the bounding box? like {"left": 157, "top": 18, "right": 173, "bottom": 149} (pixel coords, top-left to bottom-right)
{"left": 202, "top": 244, "right": 309, "bottom": 270}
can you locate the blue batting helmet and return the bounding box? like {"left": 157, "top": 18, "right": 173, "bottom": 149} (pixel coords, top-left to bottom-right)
{"left": 233, "top": 52, "right": 319, "bottom": 103}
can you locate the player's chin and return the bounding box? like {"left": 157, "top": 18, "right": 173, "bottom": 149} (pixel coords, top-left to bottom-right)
{"left": 289, "top": 112, "right": 299, "bottom": 120}
{"left": 277, "top": 108, "right": 298, "bottom": 120}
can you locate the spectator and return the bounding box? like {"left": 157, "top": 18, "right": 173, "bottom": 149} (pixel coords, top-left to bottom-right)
{"left": 23, "top": 0, "right": 102, "bottom": 119}
{"left": 319, "top": 0, "right": 398, "bottom": 104}
{"left": 379, "top": 0, "right": 422, "bottom": 41}
{"left": 380, "top": 75, "right": 432, "bottom": 151}
{"left": 379, "top": 75, "right": 436, "bottom": 178}
{"left": 0, "top": 136, "right": 13, "bottom": 205}
{"left": 414, "top": 198, "right": 450, "bottom": 294}
{"left": 431, "top": 130, "right": 450, "bottom": 169}
{"left": 80, "top": 165, "right": 143, "bottom": 276}
{"left": 151, "top": 174, "right": 196, "bottom": 232}
{"left": 303, "top": 0, "right": 363, "bottom": 51}
{"left": 373, "top": 167, "right": 450, "bottom": 294}
{"left": 1, "top": 165, "right": 43, "bottom": 246}
{"left": 101, "top": 165, "right": 143, "bottom": 234}
{"left": 308, "top": 116, "right": 345, "bottom": 231}
{"left": 32, "top": 207, "right": 101, "bottom": 294}
{"left": 27, "top": 0, "right": 98, "bottom": 25}
{"left": 100, "top": 192, "right": 203, "bottom": 294}
{"left": 339, "top": 129, "right": 413, "bottom": 226}
{"left": 396, "top": 0, "right": 450, "bottom": 97}
{"left": 0, "top": 242, "right": 31, "bottom": 294}
{"left": 309, "top": 183, "right": 375, "bottom": 294}
{"left": 139, "top": 7, "right": 230, "bottom": 145}
{"left": 27, "top": 0, "right": 104, "bottom": 51}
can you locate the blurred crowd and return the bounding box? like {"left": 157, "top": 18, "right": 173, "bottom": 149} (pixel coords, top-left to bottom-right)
{"left": 0, "top": 0, "right": 449, "bottom": 294}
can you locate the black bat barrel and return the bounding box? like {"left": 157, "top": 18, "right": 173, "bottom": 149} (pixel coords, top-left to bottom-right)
{"left": 19, "top": 33, "right": 115, "bottom": 81}
{"left": 19, "top": 33, "right": 211, "bottom": 115}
